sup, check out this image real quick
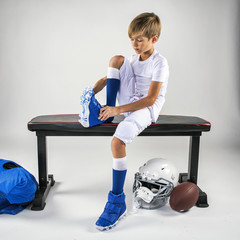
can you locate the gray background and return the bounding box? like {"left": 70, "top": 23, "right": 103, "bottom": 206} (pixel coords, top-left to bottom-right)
{"left": 0, "top": 0, "right": 239, "bottom": 239}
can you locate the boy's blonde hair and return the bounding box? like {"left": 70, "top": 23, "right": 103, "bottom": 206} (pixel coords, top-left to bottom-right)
{"left": 128, "top": 12, "right": 161, "bottom": 39}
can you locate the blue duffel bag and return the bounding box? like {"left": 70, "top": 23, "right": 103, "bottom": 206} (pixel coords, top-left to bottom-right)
{"left": 0, "top": 159, "right": 38, "bottom": 215}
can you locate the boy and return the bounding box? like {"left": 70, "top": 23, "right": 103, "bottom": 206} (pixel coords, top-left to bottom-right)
{"left": 79, "top": 12, "right": 169, "bottom": 231}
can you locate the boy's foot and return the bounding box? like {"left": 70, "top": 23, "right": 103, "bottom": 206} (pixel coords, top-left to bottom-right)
{"left": 79, "top": 87, "right": 104, "bottom": 127}
{"left": 95, "top": 191, "right": 127, "bottom": 231}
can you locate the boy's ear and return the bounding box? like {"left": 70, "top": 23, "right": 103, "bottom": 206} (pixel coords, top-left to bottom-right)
{"left": 152, "top": 35, "right": 159, "bottom": 44}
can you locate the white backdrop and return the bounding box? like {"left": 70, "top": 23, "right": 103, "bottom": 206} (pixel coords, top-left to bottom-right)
{"left": 0, "top": 0, "right": 239, "bottom": 149}
{"left": 0, "top": 1, "right": 240, "bottom": 239}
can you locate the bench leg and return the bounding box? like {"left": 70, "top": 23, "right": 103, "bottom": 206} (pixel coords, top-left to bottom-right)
{"left": 31, "top": 135, "right": 55, "bottom": 210}
{"left": 178, "top": 136, "right": 209, "bottom": 207}
{"left": 188, "top": 136, "right": 200, "bottom": 184}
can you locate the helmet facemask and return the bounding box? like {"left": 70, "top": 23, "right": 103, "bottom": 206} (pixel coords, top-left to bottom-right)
{"left": 133, "top": 172, "right": 174, "bottom": 209}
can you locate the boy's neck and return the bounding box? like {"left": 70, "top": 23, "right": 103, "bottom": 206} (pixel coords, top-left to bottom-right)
{"left": 139, "top": 47, "right": 154, "bottom": 61}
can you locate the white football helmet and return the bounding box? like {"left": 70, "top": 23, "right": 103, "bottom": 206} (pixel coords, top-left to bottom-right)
{"left": 133, "top": 158, "right": 179, "bottom": 209}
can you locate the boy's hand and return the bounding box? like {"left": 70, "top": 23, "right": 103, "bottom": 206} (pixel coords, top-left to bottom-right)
{"left": 98, "top": 106, "right": 120, "bottom": 121}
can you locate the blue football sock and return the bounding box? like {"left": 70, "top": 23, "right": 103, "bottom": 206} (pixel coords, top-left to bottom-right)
{"left": 106, "top": 78, "right": 120, "bottom": 107}
{"left": 106, "top": 78, "right": 120, "bottom": 123}
{"left": 105, "top": 67, "right": 120, "bottom": 123}
{"left": 112, "top": 156, "right": 127, "bottom": 195}
{"left": 112, "top": 169, "right": 127, "bottom": 195}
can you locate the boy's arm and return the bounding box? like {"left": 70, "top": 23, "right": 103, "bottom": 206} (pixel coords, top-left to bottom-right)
{"left": 98, "top": 81, "right": 162, "bottom": 121}
{"left": 93, "top": 76, "right": 107, "bottom": 94}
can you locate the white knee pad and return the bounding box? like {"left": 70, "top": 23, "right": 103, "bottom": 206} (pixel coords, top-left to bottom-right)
{"left": 114, "top": 108, "right": 152, "bottom": 144}
{"left": 113, "top": 119, "right": 143, "bottom": 144}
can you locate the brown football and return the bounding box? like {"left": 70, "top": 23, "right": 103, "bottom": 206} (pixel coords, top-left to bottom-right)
{"left": 169, "top": 182, "right": 199, "bottom": 212}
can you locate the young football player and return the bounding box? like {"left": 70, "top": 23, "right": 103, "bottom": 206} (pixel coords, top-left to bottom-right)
{"left": 79, "top": 12, "right": 169, "bottom": 231}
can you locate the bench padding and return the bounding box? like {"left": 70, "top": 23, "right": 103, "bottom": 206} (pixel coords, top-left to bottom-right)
{"left": 28, "top": 114, "right": 211, "bottom": 135}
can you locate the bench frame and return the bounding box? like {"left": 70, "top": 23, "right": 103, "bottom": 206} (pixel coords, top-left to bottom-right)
{"left": 31, "top": 128, "right": 209, "bottom": 210}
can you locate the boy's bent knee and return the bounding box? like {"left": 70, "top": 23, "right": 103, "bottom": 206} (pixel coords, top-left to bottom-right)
{"left": 113, "top": 120, "right": 140, "bottom": 145}
{"left": 109, "top": 55, "right": 124, "bottom": 69}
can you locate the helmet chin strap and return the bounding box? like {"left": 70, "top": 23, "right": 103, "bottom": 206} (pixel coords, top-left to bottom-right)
{"left": 134, "top": 186, "right": 156, "bottom": 203}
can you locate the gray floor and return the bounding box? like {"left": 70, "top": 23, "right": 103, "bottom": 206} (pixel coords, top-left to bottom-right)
{"left": 1, "top": 136, "right": 240, "bottom": 240}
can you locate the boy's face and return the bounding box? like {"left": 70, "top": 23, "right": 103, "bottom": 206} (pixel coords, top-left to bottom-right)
{"left": 130, "top": 33, "right": 158, "bottom": 55}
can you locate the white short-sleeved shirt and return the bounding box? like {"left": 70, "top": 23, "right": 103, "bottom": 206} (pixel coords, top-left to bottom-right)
{"left": 127, "top": 50, "right": 169, "bottom": 122}
{"left": 128, "top": 49, "right": 169, "bottom": 98}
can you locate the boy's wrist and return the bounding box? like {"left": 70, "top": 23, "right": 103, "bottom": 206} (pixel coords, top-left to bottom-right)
{"left": 117, "top": 106, "right": 122, "bottom": 115}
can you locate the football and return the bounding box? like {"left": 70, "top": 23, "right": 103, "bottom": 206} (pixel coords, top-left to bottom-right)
{"left": 169, "top": 182, "right": 199, "bottom": 212}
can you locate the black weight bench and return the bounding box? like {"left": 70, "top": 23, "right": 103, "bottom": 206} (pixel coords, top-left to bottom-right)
{"left": 28, "top": 114, "right": 211, "bottom": 210}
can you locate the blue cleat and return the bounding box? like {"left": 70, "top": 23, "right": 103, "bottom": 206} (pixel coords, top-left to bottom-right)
{"left": 96, "top": 191, "right": 127, "bottom": 231}
{"left": 79, "top": 87, "right": 104, "bottom": 128}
